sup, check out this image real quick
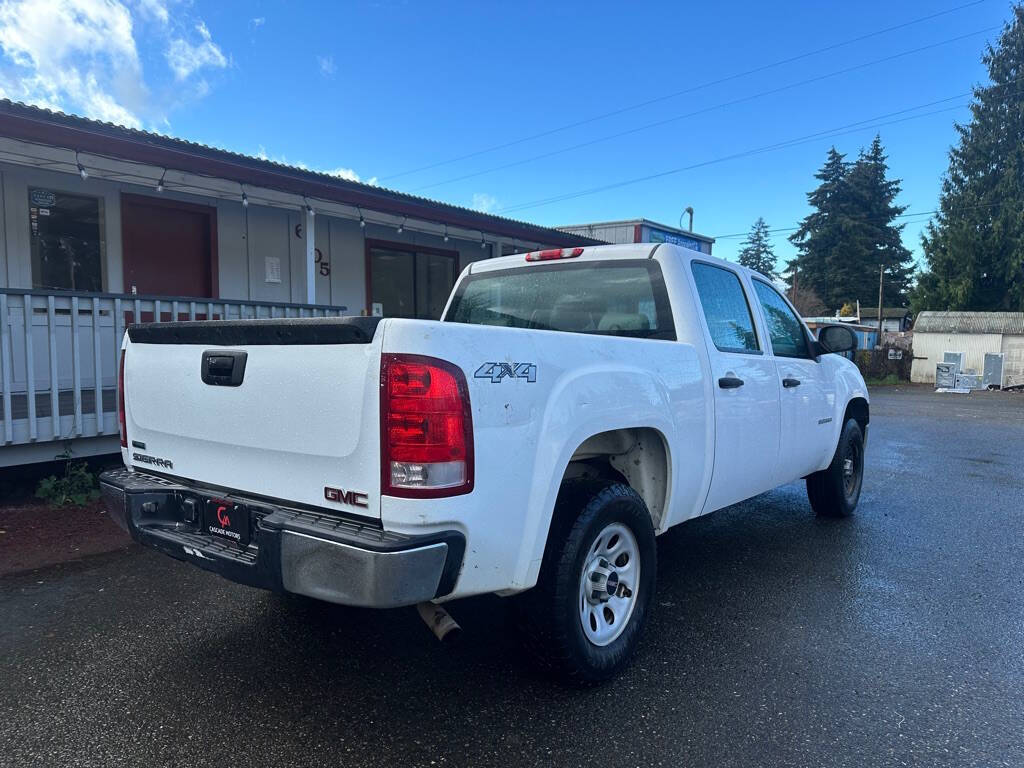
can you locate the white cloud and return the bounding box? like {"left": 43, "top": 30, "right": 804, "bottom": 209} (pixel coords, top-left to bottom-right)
{"left": 136, "top": 0, "right": 168, "bottom": 24}
{"left": 0, "top": 0, "right": 228, "bottom": 128}
{"left": 166, "top": 21, "right": 226, "bottom": 80}
{"left": 249, "top": 17, "right": 264, "bottom": 29}
{"left": 325, "top": 166, "right": 377, "bottom": 185}
{"left": 0, "top": 0, "right": 144, "bottom": 126}
{"left": 472, "top": 193, "right": 498, "bottom": 213}
{"left": 317, "top": 54, "right": 335, "bottom": 77}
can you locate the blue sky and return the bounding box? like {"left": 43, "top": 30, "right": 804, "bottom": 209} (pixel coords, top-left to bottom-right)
{"left": 0, "top": 0, "right": 1013, "bottom": 270}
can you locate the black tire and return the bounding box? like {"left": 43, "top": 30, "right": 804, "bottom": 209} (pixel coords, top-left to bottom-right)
{"left": 515, "top": 479, "right": 656, "bottom": 685}
{"left": 807, "top": 417, "right": 865, "bottom": 518}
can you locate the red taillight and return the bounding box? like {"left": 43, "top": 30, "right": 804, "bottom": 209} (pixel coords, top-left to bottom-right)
{"left": 381, "top": 354, "right": 473, "bottom": 498}
{"left": 117, "top": 349, "right": 127, "bottom": 448}
{"left": 524, "top": 247, "right": 584, "bottom": 262}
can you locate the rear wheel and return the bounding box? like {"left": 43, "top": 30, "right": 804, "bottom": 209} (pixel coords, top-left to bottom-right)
{"left": 516, "top": 479, "right": 656, "bottom": 685}
{"left": 807, "top": 417, "right": 865, "bottom": 518}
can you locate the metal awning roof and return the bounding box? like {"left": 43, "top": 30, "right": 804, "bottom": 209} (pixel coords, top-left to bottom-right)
{"left": 0, "top": 99, "right": 603, "bottom": 248}
{"left": 914, "top": 311, "right": 1024, "bottom": 334}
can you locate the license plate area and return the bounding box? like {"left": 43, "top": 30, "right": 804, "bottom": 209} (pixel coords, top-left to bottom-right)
{"left": 204, "top": 497, "right": 251, "bottom": 547}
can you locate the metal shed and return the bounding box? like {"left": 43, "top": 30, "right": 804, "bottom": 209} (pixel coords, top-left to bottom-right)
{"left": 911, "top": 311, "right": 1024, "bottom": 388}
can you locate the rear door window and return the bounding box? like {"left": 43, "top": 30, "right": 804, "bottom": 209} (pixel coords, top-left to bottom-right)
{"left": 445, "top": 260, "right": 675, "bottom": 340}
{"left": 690, "top": 262, "right": 760, "bottom": 353}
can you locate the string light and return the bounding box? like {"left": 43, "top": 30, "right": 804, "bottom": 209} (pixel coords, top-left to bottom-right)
{"left": 358, "top": 207, "right": 366, "bottom": 228}
{"left": 76, "top": 151, "right": 88, "bottom": 180}
{"left": 304, "top": 198, "right": 315, "bottom": 217}
{"left": 480, "top": 233, "right": 486, "bottom": 249}
{"left": 443, "top": 224, "right": 449, "bottom": 242}
{"left": 397, "top": 216, "right": 406, "bottom": 234}
{"left": 241, "top": 191, "right": 248, "bottom": 207}
{"left": 155, "top": 169, "right": 166, "bottom": 192}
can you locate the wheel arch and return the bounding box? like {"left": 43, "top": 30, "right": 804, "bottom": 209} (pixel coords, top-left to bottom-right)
{"left": 844, "top": 396, "right": 869, "bottom": 434}
{"left": 521, "top": 426, "right": 670, "bottom": 592}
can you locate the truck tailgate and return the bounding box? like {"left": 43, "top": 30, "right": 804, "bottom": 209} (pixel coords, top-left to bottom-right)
{"left": 123, "top": 318, "right": 383, "bottom": 517}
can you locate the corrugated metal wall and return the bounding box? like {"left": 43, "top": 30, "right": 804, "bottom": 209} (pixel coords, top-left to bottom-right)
{"left": 911, "top": 332, "right": 1004, "bottom": 383}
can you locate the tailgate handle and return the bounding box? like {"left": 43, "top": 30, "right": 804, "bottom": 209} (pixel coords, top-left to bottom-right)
{"left": 201, "top": 350, "right": 248, "bottom": 387}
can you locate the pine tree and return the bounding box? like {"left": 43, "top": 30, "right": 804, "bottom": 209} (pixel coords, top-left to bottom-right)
{"left": 915, "top": 6, "right": 1024, "bottom": 312}
{"left": 842, "top": 136, "right": 914, "bottom": 306}
{"left": 737, "top": 217, "right": 777, "bottom": 278}
{"left": 787, "top": 148, "right": 851, "bottom": 309}
{"left": 787, "top": 139, "right": 912, "bottom": 310}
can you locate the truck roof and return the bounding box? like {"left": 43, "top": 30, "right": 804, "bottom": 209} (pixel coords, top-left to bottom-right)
{"left": 467, "top": 242, "right": 739, "bottom": 275}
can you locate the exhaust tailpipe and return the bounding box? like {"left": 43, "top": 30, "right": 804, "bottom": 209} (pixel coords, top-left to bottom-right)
{"left": 416, "top": 601, "right": 461, "bottom": 643}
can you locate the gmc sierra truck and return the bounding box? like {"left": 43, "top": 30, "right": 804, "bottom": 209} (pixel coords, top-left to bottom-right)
{"left": 101, "top": 243, "right": 868, "bottom": 683}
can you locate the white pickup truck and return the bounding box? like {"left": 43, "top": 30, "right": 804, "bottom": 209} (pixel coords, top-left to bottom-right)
{"left": 101, "top": 243, "right": 868, "bottom": 682}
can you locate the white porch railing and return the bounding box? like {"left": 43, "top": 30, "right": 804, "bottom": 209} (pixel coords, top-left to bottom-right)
{"left": 0, "top": 289, "right": 347, "bottom": 452}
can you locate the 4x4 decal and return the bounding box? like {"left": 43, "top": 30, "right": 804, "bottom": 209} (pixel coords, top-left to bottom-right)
{"left": 474, "top": 362, "right": 537, "bottom": 383}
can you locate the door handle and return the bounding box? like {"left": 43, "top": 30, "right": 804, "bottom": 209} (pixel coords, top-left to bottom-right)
{"left": 782, "top": 377, "right": 801, "bottom": 388}
{"left": 718, "top": 376, "right": 744, "bottom": 389}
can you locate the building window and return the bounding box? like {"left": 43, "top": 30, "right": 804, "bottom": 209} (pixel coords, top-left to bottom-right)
{"left": 368, "top": 244, "right": 457, "bottom": 319}
{"left": 29, "top": 188, "right": 105, "bottom": 292}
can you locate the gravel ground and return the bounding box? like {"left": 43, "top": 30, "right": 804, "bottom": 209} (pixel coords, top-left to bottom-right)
{"left": 1, "top": 386, "right": 1022, "bottom": 768}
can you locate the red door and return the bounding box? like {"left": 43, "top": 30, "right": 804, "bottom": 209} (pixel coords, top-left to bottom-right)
{"left": 121, "top": 194, "right": 217, "bottom": 299}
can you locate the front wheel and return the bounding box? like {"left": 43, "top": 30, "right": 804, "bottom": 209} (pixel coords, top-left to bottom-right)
{"left": 515, "top": 480, "right": 656, "bottom": 685}
{"left": 807, "top": 417, "right": 865, "bottom": 518}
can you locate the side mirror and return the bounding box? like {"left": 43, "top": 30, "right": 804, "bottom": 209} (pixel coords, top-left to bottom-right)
{"left": 817, "top": 324, "right": 858, "bottom": 355}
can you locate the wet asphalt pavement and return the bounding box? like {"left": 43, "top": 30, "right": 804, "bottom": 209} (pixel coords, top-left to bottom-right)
{"left": 2, "top": 387, "right": 1023, "bottom": 768}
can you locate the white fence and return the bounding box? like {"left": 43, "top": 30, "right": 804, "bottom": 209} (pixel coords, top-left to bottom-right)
{"left": 0, "top": 289, "right": 346, "bottom": 452}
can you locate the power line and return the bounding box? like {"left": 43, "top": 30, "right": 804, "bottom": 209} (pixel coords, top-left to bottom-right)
{"left": 495, "top": 103, "right": 971, "bottom": 215}
{"left": 410, "top": 26, "right": 996, "bottom": 193}
{"left": 713, "top": 200, "right": 1011, "bottom": 240}
{"left": 495, "top": 73, "right": 1024, "bottom": 216}
{"left": 380, "top": 0, "right": 991, "bottom": 182}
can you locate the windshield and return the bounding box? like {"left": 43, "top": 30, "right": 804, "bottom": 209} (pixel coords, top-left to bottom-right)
{"left": 444, "top": 260, "right": 675, "bottom": 340}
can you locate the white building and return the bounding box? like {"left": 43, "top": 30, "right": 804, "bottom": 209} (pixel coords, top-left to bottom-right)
{"left": 910, "top": 311, "right": 1024, "bottom": 388}
{"left": 558, "top": 218, "right": 714, "bottom": 254}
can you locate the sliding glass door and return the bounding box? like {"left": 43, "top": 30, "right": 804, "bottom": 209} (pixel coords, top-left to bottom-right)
{"left": 368, "top": 243, "right": 457, "bottom": 319}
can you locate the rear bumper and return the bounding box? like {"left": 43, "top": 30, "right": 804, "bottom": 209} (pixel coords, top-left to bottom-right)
{"left": 99, "top": 468, "right": 464, "bottom": 608}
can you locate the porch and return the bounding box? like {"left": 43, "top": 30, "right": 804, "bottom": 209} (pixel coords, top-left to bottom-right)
{"left": 0, "top": 288, "right": 345, "bottom": 466}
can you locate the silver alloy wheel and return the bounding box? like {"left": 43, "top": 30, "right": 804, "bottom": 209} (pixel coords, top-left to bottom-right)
{"left": 578, "top": 522, "right": 641, "bottom": 647}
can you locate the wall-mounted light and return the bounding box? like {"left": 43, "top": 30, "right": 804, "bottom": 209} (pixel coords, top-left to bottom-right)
{"left": 241, "top": 191, "right": 248, "bottom": 207}
{"left": 358, "top": 207, "right": 366, "bottom": 228}
{"left": 155, "top": 169, "right": 166, "bottom": 193}
{"left": 397, "top": 217, "right": 406, "bottom": 234}
{"left": 305, "top": 198, "right": 315, "bottom": 217}
{"left": 76, "top": 152, "right": 88, "bottom": 180}
{"left": 443, "top": 224, "right": 449, "bottom": 243}
{"left": 480, "top": 234, "right": 486, "bottom": 249}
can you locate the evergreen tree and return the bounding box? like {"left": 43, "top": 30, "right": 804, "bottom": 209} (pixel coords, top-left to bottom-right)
{"left": 737, "top": 217, "right": 777, "bottom": 278}
{"left": 842, "top": 136, "right": 914, "bottom": 306}
{"left": 915, "top": 6, "right": 1024, "bottom": 312}
{"left": 787, "top": 148, "right": 851, "bottom": 309}
{"left": 787, "top": 139, "right": 912, "bottom": 310}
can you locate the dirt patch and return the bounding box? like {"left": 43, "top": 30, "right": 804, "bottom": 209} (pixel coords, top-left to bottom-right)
{"left": 0, "top": 500, "right": 132, "bottom": 577}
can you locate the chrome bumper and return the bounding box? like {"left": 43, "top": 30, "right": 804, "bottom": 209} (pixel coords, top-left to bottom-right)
{"left": 99, "top": 468, "right": 464, "bottom": 608}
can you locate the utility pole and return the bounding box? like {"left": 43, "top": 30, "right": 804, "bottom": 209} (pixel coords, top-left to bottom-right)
{"left": 876, "top": 264, "right": 884, "bottom": 349}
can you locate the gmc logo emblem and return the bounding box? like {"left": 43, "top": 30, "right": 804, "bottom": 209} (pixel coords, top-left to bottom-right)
{"left": 324, "top": 486, "right": 369, "bottom": 509}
